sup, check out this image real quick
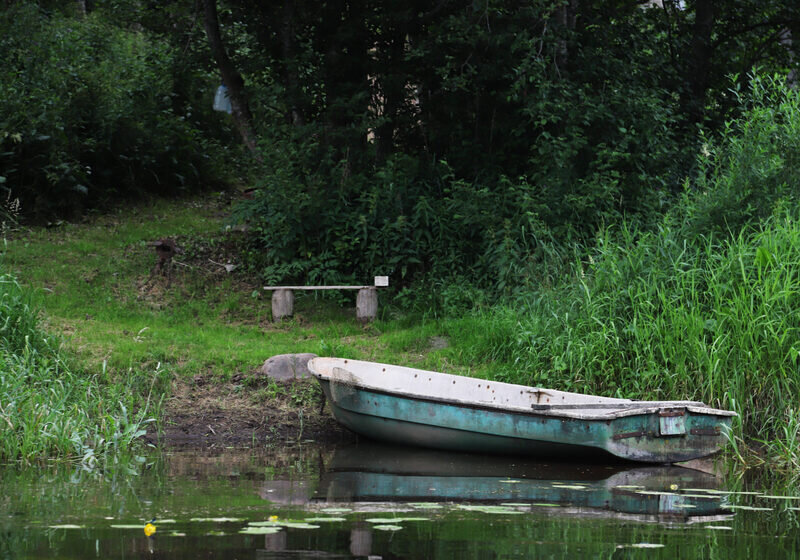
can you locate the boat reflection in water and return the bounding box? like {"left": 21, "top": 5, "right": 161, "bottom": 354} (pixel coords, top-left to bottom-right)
{"left": 312, "top": 442, "right": 733, "bottom": 524}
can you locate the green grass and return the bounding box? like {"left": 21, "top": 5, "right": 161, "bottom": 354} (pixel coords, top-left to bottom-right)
{"left": 469, "top": 216, "right": 800, "bottom": 470}
{"left": 1, "top": 196, "right": 498, "bottom": 466}
{"left": 7, "top": 192, "right": 800, "bottom": 470}
{"left": 3, "top": 197, "right": 497, "bottom": 384}
{"left": 0, "top": 268, "right": 157, "bottom": 466}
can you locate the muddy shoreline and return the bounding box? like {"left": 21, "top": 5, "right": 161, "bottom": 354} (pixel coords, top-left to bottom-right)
{"left": 148, "top": 377, "right": 355, "bottom": 448}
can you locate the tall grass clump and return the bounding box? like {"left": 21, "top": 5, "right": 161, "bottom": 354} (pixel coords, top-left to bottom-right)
{"left": 487, "top": 74, "right": 800, "bottom": 466}
{"left": 0, "top": 269, "right": 156, "bottom": 467}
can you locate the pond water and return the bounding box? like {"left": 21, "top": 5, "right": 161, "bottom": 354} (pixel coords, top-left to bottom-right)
{"left": 2, "top": 442, "right": 799, "bottom": 559}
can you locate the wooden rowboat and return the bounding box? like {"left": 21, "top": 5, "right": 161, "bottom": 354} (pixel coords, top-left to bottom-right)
{"left": 308, "top": 358, "right": 736, "bottom": 463}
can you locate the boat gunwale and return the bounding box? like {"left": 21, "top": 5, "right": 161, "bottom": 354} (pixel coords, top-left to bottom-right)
{"left": 309, "top": 360, "right": 736, "bottom": 420}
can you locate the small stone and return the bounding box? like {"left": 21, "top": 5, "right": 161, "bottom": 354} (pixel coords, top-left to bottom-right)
{"left": 259, "top": 353, "right": 318, "bottom": 381}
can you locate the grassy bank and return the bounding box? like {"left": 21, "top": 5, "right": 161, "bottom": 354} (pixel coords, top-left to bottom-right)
{"left": 3, "top": 194, "right": 800, "bottom": 469}
{"left": 0, "top": 197, "right": 503, "bottom": 463}
{"left": 0, "top": 269, "right": 155, "bottom": 466}
{"left": 4, "top": 72, "right": 800, "bottom": 468}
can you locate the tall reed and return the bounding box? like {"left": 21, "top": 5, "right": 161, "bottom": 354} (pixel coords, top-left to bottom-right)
{"left": 0, "top": 270, "right": 156, "bottom": 466}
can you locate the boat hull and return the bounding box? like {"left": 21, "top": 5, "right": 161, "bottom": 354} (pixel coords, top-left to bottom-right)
{"left": 316, "top": 379, "right": 733, "bottom": 463}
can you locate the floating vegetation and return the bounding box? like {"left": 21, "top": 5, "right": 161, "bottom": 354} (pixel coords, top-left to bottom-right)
{"left": 320, "top": 508, "right": 352, "bottom": 514}
{"left": 614, "top": 485, "right": 645, "bottom": 490}
{"left": 239, "top": 526, "right": 282, "bottom": 535}
{"left": 551, "top": 484, "right": 588, "bottom": 490}
{"left": 705, "top": 526, "right": 733, "bottom": 530}
{"left": 636, "top": 491, "right": 679, "bottom": 496}
{"left": 672, "top": 504, "right": 697, "bottom": 509}
{"left": 373, "top": 524, "right": 403, "bottom": 531}
{"left": 409, "top": 503, "right": 443, "bottom": 509}
{"left": 678, "top": 494, "right": 722, "bottom": 500}
{"left": 110, "top": 524, "right": 147, "bottom": 529}
{"left": 500, "top": 503, "right": 530, "bottom": 507}
{"left": 499, "top": 479, "right": 521, "bottom": 484}
{"left": 168, "top": 531, "right": 186, "bottom": 537}
{"left": 720, "top": 505, "right": 772, "bottom": 511}
{"left": 616, "top": 543, "right": 665, "bottom": 549}
{"left": 762, "top": 495, "right": 800, "bottom": 500}
{"left": 532, "top": 503, "right": 561, "bottom": 507}
{"left": 249, "top": 520, "right": 320, "bottom": 529}
{"left": 49, "top": 525, "right": 83, "bottom": 529}
{"left": 189, "top": 517, "right": 244, "bottom": 523}
{"left": 365, "top": 517, "right": 429, "bottom": 524}
{"left": 457, "top": 505, "right": 524, "bottom": 515}
{"left": 304, "top": 517, "right": 347, "bottom": 523}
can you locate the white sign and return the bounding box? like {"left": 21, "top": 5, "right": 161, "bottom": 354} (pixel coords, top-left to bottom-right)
{"left": 374, "top": 276, "right": 389, "bottom": 287}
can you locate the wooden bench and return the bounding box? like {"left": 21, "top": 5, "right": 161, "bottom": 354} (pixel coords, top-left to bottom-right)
{"left": 263, "top": 277, "right": 388, "bottom": 323}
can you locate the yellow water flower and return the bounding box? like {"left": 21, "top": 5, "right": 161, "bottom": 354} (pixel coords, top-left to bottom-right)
{"left": 144, "top": 522, "right": 156, "bottom": 537}
{"left": 268, "top": 515, "right": 279, "bottom": 522}
{"left": 669, "top": 484, "right": 679, "bottom": 491}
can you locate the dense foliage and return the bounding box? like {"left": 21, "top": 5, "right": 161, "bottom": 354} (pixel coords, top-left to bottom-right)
{"left": 471, "top": 75, "right": 800, "bottom": 465}
{"left": 0, "top": 2, "right": 228, "bottom": 220}
{"left": 227, "top": 0, "right": 800, "bottom": 288}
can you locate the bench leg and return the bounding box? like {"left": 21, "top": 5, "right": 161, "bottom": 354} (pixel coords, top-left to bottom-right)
{"left": 356, "top": 287, "right": 378, "bottom": 323}
{"left": 272, "top": 289, "right": 294, "bottom": 321}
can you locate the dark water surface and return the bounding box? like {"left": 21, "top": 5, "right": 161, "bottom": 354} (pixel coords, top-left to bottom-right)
{"left": 2, "top": 442, "right": 799, "bottom": 559}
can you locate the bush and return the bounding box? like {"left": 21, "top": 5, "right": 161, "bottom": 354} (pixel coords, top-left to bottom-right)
{"left": 682, "top": 74, "right": 800, "bottom": 237}
{"left": 0, "top": 4, "right": 225, "bottom": 220}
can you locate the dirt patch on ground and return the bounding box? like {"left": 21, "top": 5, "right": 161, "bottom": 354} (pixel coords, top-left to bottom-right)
{"left": 152, "top": 375, "right": 355, "bottom": 448}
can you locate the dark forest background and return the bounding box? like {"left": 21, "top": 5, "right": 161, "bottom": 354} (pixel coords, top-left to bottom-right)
{"left": 2, "top": 0, "right": 799, "bottom": 293}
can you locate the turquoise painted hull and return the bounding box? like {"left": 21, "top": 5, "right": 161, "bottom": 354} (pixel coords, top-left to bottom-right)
{"left": 316, "top": 379, "right": 734, "bottom": 463}
{"left": 318, "top": 443, "right": 732, "bottom": 523}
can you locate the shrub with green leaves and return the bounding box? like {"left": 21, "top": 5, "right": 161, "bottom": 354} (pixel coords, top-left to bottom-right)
{"left": 0, "top": 3, "right": 224, "bottom": 220}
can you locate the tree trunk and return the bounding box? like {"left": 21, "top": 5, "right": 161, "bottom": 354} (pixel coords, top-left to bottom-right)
{"left": 685, "top": 0, "right": 715, "bottom": 122}
{"left": 279, "top": 1, "right": 306, "bottom": 126}
{"left": 375, "top": 27, "right": 406, "bottom": 164}
{"left": 202, "top": 0, "right": 259, "bottom": 154}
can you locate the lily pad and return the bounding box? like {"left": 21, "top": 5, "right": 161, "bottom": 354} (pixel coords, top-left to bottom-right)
{"left": 409, "top": 503, "right": 443, "bottom": 509}
{"left": 720, "top": 505, "right": 772, "bottom": 511}
{"left": 457, "top": 505, "right": 524, "bottom": 515}
{"left": 49, "top": 524, "right": 83, "bottom": 529}
{"left": 320, "top": 508, "right": 352, "bottom": 514}
{"left": 249, "top": 520, "right": 320, "bottom": 529}
{"left": 500, "top": 503, "right": 530, "bottom": 507}
{"left": 110, "top": 524, "right": 147, "bottom": 529}
{"left": 616, "top": 543, "right": 665, "bottom": 549}
{"left": 762, "top": 495, "right": 800, "bottom": 500}
{"left": 373, "top": 524, "right": 403, "bottom": 531}
{"left": 532, "top": 503, "right": 560, "bottom": 507}
{"left": 304, "top": 517, "right": 347, "bottom": 523}
{"left": 705, "top": 526, "right": 733, "bottom": 530}
{"left": 190, "top": 517, "right": 244, "bottom": 523}
{"left": 552, "top": 484, "right": 588, "bottom": 490}
{"left": 499, "top": 479, "right": 522, "bottom": 484}
{"left": 365, "top": 517, "right": 429, "bottom": 524}
{"left": 240, "top": 526, "right": 282, "bottom": 535}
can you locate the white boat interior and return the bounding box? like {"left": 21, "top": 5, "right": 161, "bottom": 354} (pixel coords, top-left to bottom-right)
{"left": 308, "top": 357, "right": 736, "bottom": 420}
